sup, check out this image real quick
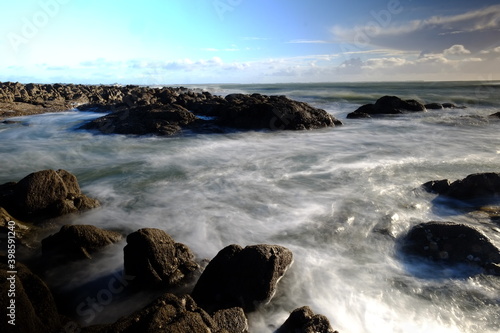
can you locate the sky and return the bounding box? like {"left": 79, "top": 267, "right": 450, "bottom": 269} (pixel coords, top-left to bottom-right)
{"left": 0, "top": 0, "right": 499, "bottom": 84}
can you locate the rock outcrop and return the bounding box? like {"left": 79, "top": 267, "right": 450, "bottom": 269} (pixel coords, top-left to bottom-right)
{"left": 347, "top": 96, "right": 426, "bottom": 119}
{"left": 191, "top": 244, "right": 293, "bottom": 313}
{"left": 423, "top": 172, "right": 500, "bottom": 202}
{"left": 42, "top": 225, "right": 122, "bottom": 262}
{"left": 0, "top": 169, "right": 100, "bottom": 223}
{"left": 400, "top": 221, "right": 500, "bottom": 275}
{"left": 277, "top": 306, "right": 338, "bottom": 333}
{"left": 123, "top": 228, "right": 199, "bottom": 288}
{"left": 80, "top": 104, "right": 198, "bottom": 136}
{"left": 0, "top": 259, "right": 62, "bottom": 333}
{"left": 82, "top": 293, "right": 248, "bottom": 333}
{"left": 1, "top": 82, "right": 342, "bottom": 134}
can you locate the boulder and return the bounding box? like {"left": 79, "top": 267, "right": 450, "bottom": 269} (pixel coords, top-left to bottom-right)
{"left": 277, "top": 306, "right": 338, "bottom": 333}
{"left": 123, "top": 228, "right": 199, "bottom": 288}
{"left": 191, "top": 244, "right": 293, "bottom": 313}
{"left": 0, "top": 169, "right": 100, "bottom": 222}
{"left": 0, "top": 259, "right": 61, "bottom": 333}
{"left": 80, "top": 104, "right": 198, "bottom": 136}
{"left": 42, "top": 225, "right": 122, "bottom": 262}
{"left": 489, "top": 112, "right": 500, "bottom": 118}
{"left": 347, "top": 95, "right": 426, "bottom": 118}
{"left": 82, "top": 293, "right": 247, "bottom": 333}
{"left": 212, "top": 94, "right": 341, "bottom": 131}
{"left": 425, "top": 103, "right": 443, "bottom": 110}
{"left": 400, "top": 221, "right": 500, "bottom": 274}
{"left": 213, "top": 307, "right": 248, "bottom": 333}
{"left": 422, "top": 172, "right": 500, "bottom": 202}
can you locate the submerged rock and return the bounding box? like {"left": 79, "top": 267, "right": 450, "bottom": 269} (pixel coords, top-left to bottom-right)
{"left": 123, "top": 228, "right": 199, "bottom": 288}
{"left": 400, "top": 221, "right": 500, "bottom": 275}
{"left": 277, "top": 306, "right": 338, "bottom": 333}
{"left": 489, "top": 112, "right": 500, "bottom": 118}
{"left": 191, "top": 244, "right": 293, "bottom": 313}
{"left": 42, "top": 225, "right": 122, "bottom": 262}
{"left": 347, "top": 95, "right": 426, "bottom": 118}
{"left": 82, "top": 293, "right": 247, "bottom": 333}
{"left": 0, "top": 169, "right": 100, "bottom": 223}
{"left": 0, "top": 259, "right": 62, "bottom": 333}
{"left": 422, "top": 172, "right": 500, "bottom": 202}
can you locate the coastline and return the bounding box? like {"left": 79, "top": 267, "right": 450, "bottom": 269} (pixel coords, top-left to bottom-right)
{"left": 1, "top": 80, "right": 500, "bottom": 332}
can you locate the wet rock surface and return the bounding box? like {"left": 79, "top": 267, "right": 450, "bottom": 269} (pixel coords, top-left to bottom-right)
{"left": 347, "top": 95, "right": 465, "bottom": 119}
{"left": 0, "top": 169, "right": 100, "bottom": 223}
{"left": 82, "top": 293, "right": 248, "bottom": 333}
{"left": 347, "top": 95, "right": 426, "bottom": 118}
{"left": 276, "top": 306, "right": 338, "bottom": 333}
{"left": 123, "top": 228, "right": 199, "bottom": 288}
{"left": 42, "top": 225, "right": 122, "bottom": 262}
{"left": 400, "top": 221, "right": 500, "bottom": 275}
{"left": 191, "top": 244, "right": 293, "bottom": 313}
{"left": 423, "top": 172, "right": 500, "bottom": 202}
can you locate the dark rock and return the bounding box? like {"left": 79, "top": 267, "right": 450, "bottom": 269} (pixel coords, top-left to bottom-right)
{"left": 425, "top": 103, "right": 443, "bottom": 109}
{"left": 213, "top": 95, "right": 340, "bottom": 131}
{"left": 489, "top": 112, "right": 500, "bottom": 118}
{"left": 422, "top": 179, "right": 451, "bottom": 194}
{"left": 401, "top": 221, "right": 500, "bottom": 274}
{"left": 83, "top": 293, "right": 233, "bottom": 333}
{"left": 213, "top": 307, "right": 249, "bottom": 333}
{"left": 42, "top": 225, "right": 122, "bottom": 262}
{"left": 0, "top": 259, "right": 61, "bottom": 333}
{"left": 442, "top": 102, "right": 455, "bottom": 108}
{"left": 123, "top": 228, "right": 199, "bottom": 288}
{"left": 422, "top": 172, "right": 500, "bottom": 201}
{"left": 277, "top": 306, "right": 338, "bottom": 333}
{"left": 1, "top": 169, "right": 100, "bottom": 222}
{"left": 191, "top": 244, "right": 293, "bottom": 313}
{"left": 80, "top": 104, "right": 197, "bottom": 136}
{"left": 347, "top": 95, "right": 426, "bottom": 118}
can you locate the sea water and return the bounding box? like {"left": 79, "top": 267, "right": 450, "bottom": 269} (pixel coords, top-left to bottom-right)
{"left": 1, "top": 81, "right": 499, "bottom": 332}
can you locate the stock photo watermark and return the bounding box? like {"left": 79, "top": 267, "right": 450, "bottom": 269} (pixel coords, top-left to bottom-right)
{"left": 338, "top": 0, "right": 403, "bottom": 58}
{"left": 5, "top": 220, "right": 17, "bottom": 326}
{"left": 213, "top": 0, "right": 243, "bottom": 21}
{"left": 6, "top": 0, "right": 72, "bottom": 52}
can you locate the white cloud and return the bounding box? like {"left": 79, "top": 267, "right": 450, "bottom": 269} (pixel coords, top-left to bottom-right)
{"left": 331, "top": 5, "right": 500, "bottom": 53}
{"left": 443, "top": 45, "right": 471, "bottom": 56}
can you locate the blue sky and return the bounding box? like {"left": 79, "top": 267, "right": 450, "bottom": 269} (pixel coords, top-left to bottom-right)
{"left": 1, "top": 0, "right": 499, "bottom": 84}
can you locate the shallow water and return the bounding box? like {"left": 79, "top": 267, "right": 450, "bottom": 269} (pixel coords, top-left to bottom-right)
{"left": 1, "top": 82, "right": 500, "bottom": 332}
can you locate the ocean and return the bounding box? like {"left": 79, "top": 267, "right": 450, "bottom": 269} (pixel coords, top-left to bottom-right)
{"left": 1, "top": 81, "right": 499, "bottom": 332}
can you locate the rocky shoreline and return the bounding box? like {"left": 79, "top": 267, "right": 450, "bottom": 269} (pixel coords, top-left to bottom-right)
{"left": 1, "top": 82, "right": 500, "bottom": 332}
{"left": 1, "top": 167, "right": 499, "bottom": 332}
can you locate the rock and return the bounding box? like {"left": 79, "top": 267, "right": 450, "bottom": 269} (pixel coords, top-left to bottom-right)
{"left": 123, "top": 228, "right": 199, "bottom": 288}
{"left": 489, "top": 112, "right": 500, "bottom": 118}
{"left": 80, "top": 104, "right": 198, "bottom": 136}
{"left": 0, "top": 169, "right": 100, "bottom": 222}
{"left": 347, "top": 95, "right": 426, "bottom": 118}
{"left": 41, "top": 225, "right": 122, "bottom": 262}
{"left": 213, "top": 94, "right": 341, "bottom": 130}
{"left": 425, "top": 103, "right": 443, "bottom": 109}
{"left": 277, "top": 306, "right": 338, "bottom": 333}
{"left": 213, "top": 307, "right": 249, "bottom": 333}
{"left": 83, "top": 293, "right": 238, "bottom": 333}
{"left": 0, "top": 259, "right": 61, "bottom": 333}
{"left": 422, "top": 172, "right": 500, "bottom": 202}
{"left": 191, "top": 244, "right": 293, "bottom": 313}
{"left": 401, "top": 221, "right": 500, "bottom": 274}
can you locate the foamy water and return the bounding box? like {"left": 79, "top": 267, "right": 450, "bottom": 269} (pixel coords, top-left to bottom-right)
{"left": 1, "top": 82, "right": 499, "bottom": 332}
